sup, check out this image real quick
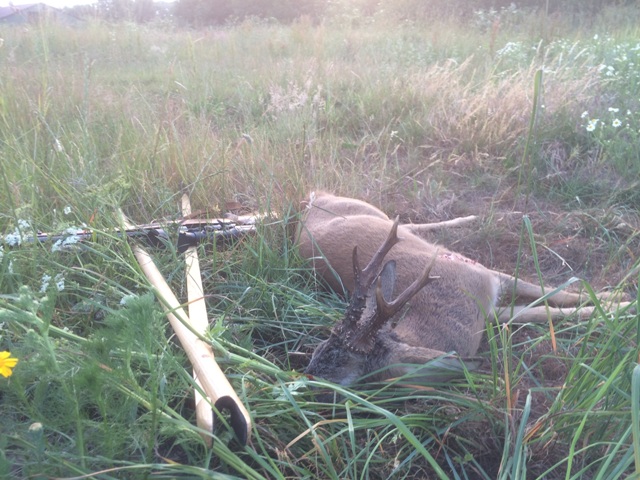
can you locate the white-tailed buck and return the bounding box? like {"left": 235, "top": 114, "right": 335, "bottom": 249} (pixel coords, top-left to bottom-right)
{"left": 297, "top": 192, "right": 630, "bottom": 386}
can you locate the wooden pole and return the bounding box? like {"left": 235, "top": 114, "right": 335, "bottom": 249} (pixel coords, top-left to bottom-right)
{"left": 182, "top": 194, "right": 215, "bottom": 447}
{"left": 122, "top": 209, "right": 252, "bottom": 445}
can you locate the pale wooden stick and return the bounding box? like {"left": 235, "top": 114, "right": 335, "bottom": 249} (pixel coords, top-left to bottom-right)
{"left": 182, "top": 194, "right": 215, "bottom": 447}
{"left": 122, "top": 211, "right": 252, "bottom": 445}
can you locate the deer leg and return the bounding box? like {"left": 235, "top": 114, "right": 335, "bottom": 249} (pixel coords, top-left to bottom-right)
{"left": 497, "top": 301, "right": 635, "bottom": 324}
{"left": 496, "top": 273, "right": 595, "bottom": 308}
{"left": 400, "top": 215, "right": 477, "bottom": 236}
{"left": 498, "top": 273, "right": 628, "bottom": 308}
{"left": 497, "top": 304, "right": 591, "bottom": 323}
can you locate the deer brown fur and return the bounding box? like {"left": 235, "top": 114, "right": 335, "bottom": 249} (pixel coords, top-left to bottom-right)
{"left": 296, "top": 191, "right": 630, "bottom": 386}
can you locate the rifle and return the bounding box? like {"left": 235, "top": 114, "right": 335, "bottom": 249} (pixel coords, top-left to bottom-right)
{"left": 2, "top": 218, "right": 256, "bottom": 254}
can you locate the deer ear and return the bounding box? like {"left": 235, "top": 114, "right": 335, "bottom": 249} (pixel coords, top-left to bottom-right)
{"left": 363, "top": 260, "right": 396, "bottom": 314}
{"left": 378, "top": 260, "right": 396, "bottom": 302}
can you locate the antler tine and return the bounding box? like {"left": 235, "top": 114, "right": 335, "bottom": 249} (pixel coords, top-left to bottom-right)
{"left": 359, "top": 216, "right": 401, "bottom": 286}
{"left": 376, "top": 249, "right": 438, "bottom": 321}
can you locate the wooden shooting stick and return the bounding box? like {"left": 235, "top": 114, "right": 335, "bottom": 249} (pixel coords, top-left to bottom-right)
{"left": 122, "top": 202, "right": 252, "bottom": 446}
{"left": 182, "top": 194, "right": 214, "bottom": 447}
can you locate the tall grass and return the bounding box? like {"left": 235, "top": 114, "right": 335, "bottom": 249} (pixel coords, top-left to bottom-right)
{"left": 1, "top": 13, "right": 639, "bottom": 478}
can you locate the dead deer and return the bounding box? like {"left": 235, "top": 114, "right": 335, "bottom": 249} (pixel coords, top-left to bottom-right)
{"left": 297, "top": 192, "right": 631, "bottom": 386}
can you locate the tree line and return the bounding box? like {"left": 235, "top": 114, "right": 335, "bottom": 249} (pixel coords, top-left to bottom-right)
{"left": 68, "top": 0, "right": 639, "bottom": 26}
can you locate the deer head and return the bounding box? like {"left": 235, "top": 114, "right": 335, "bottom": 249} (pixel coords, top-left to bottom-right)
{"left": 305, "top": 218, "right": 436, "bottom": 386}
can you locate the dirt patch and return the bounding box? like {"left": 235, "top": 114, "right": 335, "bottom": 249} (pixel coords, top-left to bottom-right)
{"left": 377, "top": 165, "right": 639, "bottom": 296}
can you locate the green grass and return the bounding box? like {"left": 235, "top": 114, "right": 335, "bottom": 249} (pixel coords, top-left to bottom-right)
{"left": 1, "top": 11, "right": 640, "bottom": 479}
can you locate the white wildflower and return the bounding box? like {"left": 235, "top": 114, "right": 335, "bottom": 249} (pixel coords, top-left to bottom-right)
{"left": 612, "top": 118, "right": 622, "bottom": 127}
{"left": 608, "top": 107, "right": 619, "bottom": 113}
{"left": 4, "top": 219, "right": 33, "bottom": 247}
{"left": 51, "top": 239, "right": 64, "bottom": 253}
{"left": 586, "top": 119, "right": 599, "bottom": 132}
{"left": 51, "top": 227, "right": 84, "bottom": 252}
{"left": 55, "top": 273, "right": 65, "bottom": 292}
{"left": 581, "top": 111, "right": 589, "bottom": 119}
{"left": 63, "top": 206, "right": 72, "bottom": 215}
{"left": 4, "top": 232, "right": 21, "bottom": 247}
{"left": 40, "top": 274, "right": 52, "bottom": 293}
{"left": 496, "top": 41, "right": 523, "bottom": 57}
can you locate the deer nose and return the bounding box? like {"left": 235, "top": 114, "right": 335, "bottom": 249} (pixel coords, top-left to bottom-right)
{"left": 303, "top": 374, "right": 346, "bottom": 404}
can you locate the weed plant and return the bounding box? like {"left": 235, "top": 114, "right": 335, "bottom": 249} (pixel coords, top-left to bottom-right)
{"left": 1, "top": 10, "right": 639, "bottom": 479}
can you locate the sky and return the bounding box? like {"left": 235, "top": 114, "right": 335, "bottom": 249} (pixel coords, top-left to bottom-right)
{"left": 1, "top": 0, "right": 172, "bottom": 8}
{"left": 1, "top": 0, "right": 96, "bottom": 6}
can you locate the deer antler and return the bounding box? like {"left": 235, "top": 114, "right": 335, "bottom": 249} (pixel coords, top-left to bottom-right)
{"left": 336, "top": 217, "right": 401, "bottom": 337}
{"left": 347, "top": 251, "right": 437, "bottom": 353}
{"left": 355, "top": 217, "right": 401, "bottom": 292}
{"left": 337, "top": 217, "right": 438, "bottom": 353}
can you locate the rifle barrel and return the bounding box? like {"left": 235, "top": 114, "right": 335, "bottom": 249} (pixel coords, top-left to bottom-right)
{"left": 3, "top": 222, "right": 255, "bottom": 253}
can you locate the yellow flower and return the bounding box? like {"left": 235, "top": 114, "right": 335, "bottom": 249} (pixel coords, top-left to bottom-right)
{"left": 0, "top": 351, "right": 19, "bottom": 378}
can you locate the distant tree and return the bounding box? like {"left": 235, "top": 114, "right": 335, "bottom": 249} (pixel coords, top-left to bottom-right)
{"left": 232, "top": 0, "right": 327, "bottom": 21}
{"left": 97, "top": 0, "right": 135, "bottom": 21}
{"left": 134, "top": 0, "right": 155, "bottom": 22}
{"left": 153, "top": 2, "right": 174, "bottom": 20}
{"left": 173, "top": 0, "right": 327, "bottom": 26}
{"left": 67, "top": 3, "right": 100, "bottom": 20}
{"left": 173, "top": 0, "right": 232, "bottom": 26}
{"left": 362, "top": 0, "right": 640, "bottom": 22}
